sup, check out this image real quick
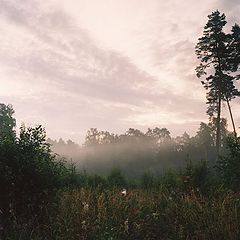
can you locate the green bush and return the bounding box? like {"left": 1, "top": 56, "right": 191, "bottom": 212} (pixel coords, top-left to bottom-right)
{"left": 107, "top": 169, "right": 127, "bottom": 187}
{"left": 0, "top": 104, "right": 75, "bottom": 232}
{"left": 159, "top": 169, "right": 183, "bottom": 191}
{"left": 217, "top": 137, "right": 240, "bottom": 190}
{"left": 182, "top": 160, "right": 210, "bottom": 193}
{"left": 87, "top": 174, "right": 107, "bottom": 189}
{"left": 141, "top": 171, "right": 155, "bottom": 189}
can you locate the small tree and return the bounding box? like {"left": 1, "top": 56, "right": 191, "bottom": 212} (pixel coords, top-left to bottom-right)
{"left": 217, "top": 137, "right": 240, "bottom": 190}
{"left": 196, "top": 122, "right": 214, "bottom": 160}
{"left": 0, "top": 103, "right": 16, "bottom": 143}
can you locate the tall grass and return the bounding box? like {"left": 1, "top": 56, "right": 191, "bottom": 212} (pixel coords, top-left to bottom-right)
{"left": 5, "top": 187, "right": 240, "bottom": 240}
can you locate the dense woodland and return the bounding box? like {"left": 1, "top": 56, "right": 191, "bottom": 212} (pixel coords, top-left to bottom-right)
{"left": 0, "top": 10, "right": 240, "bottom": 240}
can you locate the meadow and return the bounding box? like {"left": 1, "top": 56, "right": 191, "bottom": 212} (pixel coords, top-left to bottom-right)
{"left": 5, "top": 185, "right": 240, "bottom": 240}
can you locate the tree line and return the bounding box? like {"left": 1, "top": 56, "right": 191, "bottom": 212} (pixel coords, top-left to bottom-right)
{"left": 48, "top": 117, "right": 231, "bottom": 178}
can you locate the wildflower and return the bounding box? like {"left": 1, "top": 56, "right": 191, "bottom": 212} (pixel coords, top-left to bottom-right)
{"left": 81, "top": 220, "right": 87, "bottom": 230}
{"left": 82, "top": 202, "right": 89, "bottom": 211}
{"left": 9, "top": 203, "right": 14, "bottom": 214}
{"left": 121, "top": 188, "right": 127, "bottom": 197}
{"left": 124, "top": 219, "right": 129, "bottom": 233}
{"left": 134, "top": 222, "right": 141, "bottom": 230}
{"left": 183, "top": 175, "right": 191, "bottom": 183}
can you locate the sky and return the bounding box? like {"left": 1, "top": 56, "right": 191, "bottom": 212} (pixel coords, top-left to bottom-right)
{"left": 0, "top": 0, "right": 240, "bottom": 143}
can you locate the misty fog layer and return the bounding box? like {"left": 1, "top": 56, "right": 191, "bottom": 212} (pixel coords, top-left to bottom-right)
{"left": 48, "top": 120, "right": 229, "bottom": 178}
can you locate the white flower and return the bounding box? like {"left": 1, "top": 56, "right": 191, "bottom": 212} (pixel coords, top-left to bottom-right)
{"left": 121, "top": 188, "right": 127, "bottom": 196}
{"left": 124, "top": 219, "right": 129, "bottom": 233}
{"left": 81, "top": 220, "right": 87, "bottom": 230}
{"left": 152, "top": 212, "right": 159, "bottom": 219}
{"left": 82, "top": 202, "right": 89, "bottom": 211}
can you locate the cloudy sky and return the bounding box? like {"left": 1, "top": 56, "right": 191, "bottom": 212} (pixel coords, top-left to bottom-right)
{"left": 0, "top": 0, "right": 239, "bottom": 143}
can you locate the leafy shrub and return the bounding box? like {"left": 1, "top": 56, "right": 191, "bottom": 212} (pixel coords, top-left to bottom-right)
{"left": 160, "top": 169, "right": 183, "bottom": 190}
{"left": 107, "top": 169, "right": 127, "bottom": 187}
{"left": 141, "top": 171, "right": 155, "bottom": 189}
{"left": 217, "top": 137, "right": 240, "bottom": 190}
{"left": 87, "top": 174, "right": 107, "bottom": 189}
{"left": 182, "top": 160, "right": 210, "bottom": 193}
{"left": 0, "top": 104, "right": 75, "bottom": 232}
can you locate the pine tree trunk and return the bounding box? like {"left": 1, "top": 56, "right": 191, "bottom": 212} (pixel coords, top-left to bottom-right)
{"left": 226, "top": 97, "right": 237, "bottom": 138}
{"left": 216, "top": 93, "right": 221, "bottom": 159}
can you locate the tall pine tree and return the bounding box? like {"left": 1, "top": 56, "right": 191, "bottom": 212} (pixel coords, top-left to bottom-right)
{"left": 195, "top": 10, "right": 239, "bottom": 157}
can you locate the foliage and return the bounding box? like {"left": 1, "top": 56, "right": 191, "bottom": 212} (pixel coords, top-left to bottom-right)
{"left": 0, "top": 104, "right": 75, "bottom": 234}
{"left": 182, "top": 160, "right": 211, "bottom": 193}
{"left": 107, "top": 169, "right": 127, "bottom": 188}
{"left": 158, "top": 169, "right": 183, "bottom": 192}
{"left": 195, "top": 10, "right": 239, "bottom": 110}
{"left": 0, "top": 103, "right": 16, "bottom": 143}
{"left": 141, "top": 171, "right": 155, "bottom": 189}
{"left": 87, "top": 174, "right": 107, "bottom": 189}
{"left": 217, "top": 137, "right": 240, "bottom": 190}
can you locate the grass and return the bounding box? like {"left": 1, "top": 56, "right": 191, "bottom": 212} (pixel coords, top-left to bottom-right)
{"left": 4, "top": 187, "right": 240, "bottom": 240}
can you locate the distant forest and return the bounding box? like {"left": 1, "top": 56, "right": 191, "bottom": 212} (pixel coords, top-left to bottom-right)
{"left": 48, "top": 117, "right": 231, "bottom": 178}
